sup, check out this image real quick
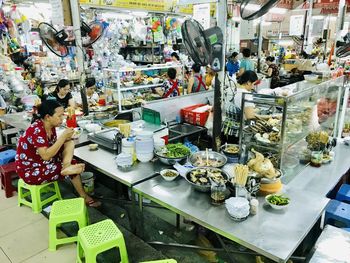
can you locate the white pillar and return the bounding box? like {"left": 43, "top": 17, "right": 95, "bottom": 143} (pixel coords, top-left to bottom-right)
{"left": 70, "top": 0, "right": 84, "bottom": 72}
{"left": 305, "top": 0, "right": 314, "bottom": 53}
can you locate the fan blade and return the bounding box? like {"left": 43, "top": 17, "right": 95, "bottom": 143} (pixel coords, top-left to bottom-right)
{"left": 181, "top": 20, "right": 212, "bottom": 66}
{"left": 38, "top": 22, "right": 68, "bottom": 57}
{"left": 240, "top": 0, "right": 279, "bottom": 21}
{"left": 82, "top": 22, "right": 104, "bottom": 47}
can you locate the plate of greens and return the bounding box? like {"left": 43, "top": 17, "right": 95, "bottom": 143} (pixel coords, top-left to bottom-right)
{"left": 265, "top": 194, "right": 290, "bottom": 210}
{"left": 155, "top": 143, "right": 191, "bottom": 165}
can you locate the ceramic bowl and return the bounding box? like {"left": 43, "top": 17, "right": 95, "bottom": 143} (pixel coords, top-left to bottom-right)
{"left": 160, "top": 169, "right": 179, "bottom": 181}
{"left": 265, "top": 194, "right": 290, "bottom": 210}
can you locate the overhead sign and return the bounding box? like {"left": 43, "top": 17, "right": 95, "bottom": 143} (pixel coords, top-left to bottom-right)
{"left": 178, "top": 0, "right": 217, "bottom": 5}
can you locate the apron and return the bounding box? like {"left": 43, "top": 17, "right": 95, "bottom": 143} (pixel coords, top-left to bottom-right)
{"left": 163, "top": 80, "right": 179, "bottom": 98}
{"left": 195, "top": 75, "right": 207, "bottom": 92}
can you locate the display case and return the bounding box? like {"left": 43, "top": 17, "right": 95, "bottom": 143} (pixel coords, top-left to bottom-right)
{"left": 103, "top": 64, "right": 184, "bottom": 112}
{"left": 338, "top": 78, "right": 350, "bottom": 138}
{"left": 239, "top": 76, "right": 346, "bottom": 183}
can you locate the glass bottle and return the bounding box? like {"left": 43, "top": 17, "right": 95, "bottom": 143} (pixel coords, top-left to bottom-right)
{"left": 210, "top": 182, "right": 226, "bottom": 206}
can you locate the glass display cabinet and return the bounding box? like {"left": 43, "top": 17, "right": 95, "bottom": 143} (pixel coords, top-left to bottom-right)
{"left": 239, "top": 76, "right": 346, "bottom": 183}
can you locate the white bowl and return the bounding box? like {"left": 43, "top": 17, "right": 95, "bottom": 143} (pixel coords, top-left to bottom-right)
{"left": 265, "top": 194, "right": 290, "bottom": 210}
{"left": 77, "top": 120, "right": 92, "bottom": 129}
{"left": 136, "top": 152, "right": 154, "bottom": 163}
{"left": 152, "top": 78, "right": 160, "bottom": 84}
{"left": 85, "top": 123, "right": 102, "bottom": 133}
{"left": 160, "top": 169, "right": 179, "bottom": 181}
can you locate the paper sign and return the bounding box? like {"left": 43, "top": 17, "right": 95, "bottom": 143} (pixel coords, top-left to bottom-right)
{"left": 193, "top": 3, "right": 210, "bottom": 29}
{"left": 289, "top": 15, "right": 305, "bottom": 36}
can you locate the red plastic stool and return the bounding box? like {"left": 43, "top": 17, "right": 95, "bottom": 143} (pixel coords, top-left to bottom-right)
{"left": 0, "top": 162, "right": 18, "bottom": 198}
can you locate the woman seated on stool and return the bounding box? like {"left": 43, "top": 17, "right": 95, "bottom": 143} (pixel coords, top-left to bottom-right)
{"left": 15, "top": 99, "right": 100, "bottom": 207}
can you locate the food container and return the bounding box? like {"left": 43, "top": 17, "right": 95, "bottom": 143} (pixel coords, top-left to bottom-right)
{"left": 160, "top": 169, "right": 179, "bottom": 181}
{"left": 154, "top": 151, "right": 188, "bottom": 165}
{"left": 225, "top": 197, "right": 250, "bottom": 221}
{"left": 265, "top": 194, "right": 290, "bottom": 210}
{"left": 189, "top": 151, "right": 227, "bottom": 168}
{"left": 220, "top": 144, "right": 240, "bottom": 158}
{"left": 184, "top": 167, "right": 229, "bottom": 192}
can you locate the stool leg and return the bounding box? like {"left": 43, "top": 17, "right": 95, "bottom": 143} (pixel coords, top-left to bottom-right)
{"left": 85, "top": 249, "right": 97, "bottom": 263}
{"left": 32, "top": 186, "right": 42, "bottom": 213}
{"left": 4, "top": 173, "right": 14, "bottom": 198}
{"left": 48, "top": 221, "right": 57, "bottom": 251}
{"left": 18, "top": 182, "right": 24, "bottom": 207}
{"left": 76, "top": 241, "right": 84, "bottom": 263}
{"left": 54, "top": 181, "right": 62, "bottom": 200}
{"left": 117, "top": 238, "right": 129, "bottom": 263}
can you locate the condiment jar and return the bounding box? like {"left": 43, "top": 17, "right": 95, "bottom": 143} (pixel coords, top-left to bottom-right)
{"left": 250, "top": 198, "right": 259, "bottom": 215}
{"left": 122, "top": 138, "right": 136, "bottom": 163}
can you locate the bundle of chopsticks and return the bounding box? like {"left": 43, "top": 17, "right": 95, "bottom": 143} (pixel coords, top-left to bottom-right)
{"left": 233, "top": 164, "right": 249, "bottom": 187}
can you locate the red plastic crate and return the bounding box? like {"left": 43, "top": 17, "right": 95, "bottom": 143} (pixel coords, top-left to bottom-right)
{"left": 181, "top": 104, "right": 209, "bottom": 126}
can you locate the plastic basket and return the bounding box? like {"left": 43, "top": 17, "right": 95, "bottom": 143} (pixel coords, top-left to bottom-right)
{"left": 181, "top": 104, "right": 209, "bottom": 126}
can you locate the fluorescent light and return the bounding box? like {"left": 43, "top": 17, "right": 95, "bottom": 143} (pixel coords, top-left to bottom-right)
{"left": 243, "top": 4, "right": 287, "bottom": 14}
{"left": 132, "top": 11, "right": 148, "bottom": 17}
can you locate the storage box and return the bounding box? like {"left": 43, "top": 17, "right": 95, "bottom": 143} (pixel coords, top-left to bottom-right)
{"left": 0, "top": 149, "right": 16, "bottom": 165}
{"left": 181, "top": 104, "right": 209, "bottom": 126}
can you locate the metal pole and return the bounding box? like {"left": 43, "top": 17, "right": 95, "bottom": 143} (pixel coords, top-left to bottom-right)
{"left": 257, "top": 16, "right": 263, "bottom": 73}
{"left": 335, "top": 0, "right": 346, "bottom": 59}
{"left": 212, "top": 0, "right": 227, "bottom": 151}
{"left": 305, "top": 0, "right": 314, "bottom": 53}
{"left": 70, "top": 0, "right": 89, "bottom": 115}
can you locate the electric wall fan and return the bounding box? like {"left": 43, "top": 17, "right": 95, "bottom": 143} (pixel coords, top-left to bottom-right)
{"left": 181, "top": 19, "right": 223, "bottom": 72}
{"left": 38, "top": 21, "right": 104, "bottom": 57}
{"left": 336, "top": 33, "right": 350, "bottom": 58}
{"left": 240, "top": 0, "right": 280, "bottom": 21}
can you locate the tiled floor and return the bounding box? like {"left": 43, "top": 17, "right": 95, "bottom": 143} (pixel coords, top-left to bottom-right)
{"left": 0, "top": 193, "right": 76, "bottom": 263}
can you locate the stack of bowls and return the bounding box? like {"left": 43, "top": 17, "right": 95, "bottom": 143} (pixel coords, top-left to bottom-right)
{"left": 135, "top": 131, "right": 154, "bottom": 162}
{"left": 225, "top": 197, "right": 250, "bottom": 221}
{"left": 115, "top": 153, "right": 133, "bottom": 170}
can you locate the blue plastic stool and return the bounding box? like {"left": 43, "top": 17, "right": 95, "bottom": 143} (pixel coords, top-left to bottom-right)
{"left": 343, "top": 228, "right": 350, "bottom": 232}
{"left": 336, "top": 184, "right": 350, "bottom": 203}
{"left": 324, "top": 199, "right": 350, "bottom": 228}
{"left": 0, "top": 149, "right": 16, "bottom": 165}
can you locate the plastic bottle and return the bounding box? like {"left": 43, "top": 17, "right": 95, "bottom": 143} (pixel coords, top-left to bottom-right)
{"left": 250, "top": 198, "right": 259, "bottom": 215}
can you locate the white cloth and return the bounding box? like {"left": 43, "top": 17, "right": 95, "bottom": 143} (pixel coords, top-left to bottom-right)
{"left": 74, "top": 92, "right": 99, "bottom": 106}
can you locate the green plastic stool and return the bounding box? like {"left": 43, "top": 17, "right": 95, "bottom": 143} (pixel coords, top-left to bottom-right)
{"left": 77, "top": 219, "right": 129, "bottom": 263}
{"left": 17, "top": 178, "right": 62, "bottom": 213}
{"left": 140, "top": 260, "right": 177, "bottom": 263}
{"left": 49, "top": 197, "right": 88, "bottom": 251}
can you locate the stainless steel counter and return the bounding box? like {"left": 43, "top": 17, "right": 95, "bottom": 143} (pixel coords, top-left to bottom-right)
{"left": 287, "top": 144, "right": 350, "bottom": 196}
{"left": 74, "top": 145, "right": 168, "bottom": 187}
{"left": 133, "top": 174, "right": 329, "bottom": 262}
{"left": 308, "top": 225, "right": 350, "bottom": 262}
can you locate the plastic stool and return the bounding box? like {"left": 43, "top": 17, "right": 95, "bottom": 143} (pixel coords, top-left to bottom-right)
{"left": 0, "top": 149, "right": 16, "bottom": 165}
{"left": 343, "top": 228, "right": 350, "bottom": 232}
{"left": 324, "top": 199, "right": 350, "bottom": 228}
{"left": 77, "top": 219, "right": 129, "bottom": 263}
{"left": 17, "top": 178, "right": 62, "bottom": 213}
{"left": 49, "top": 198, "right": 88, "bottom": 251}
{"left": 140, "top": 260, "right": 177, "bottom": 263}
{"left": 0, "top": 162, "right": 18, "bottom": 198}
{"left": 336, "top": 184, "right": 350, "bottom": 203}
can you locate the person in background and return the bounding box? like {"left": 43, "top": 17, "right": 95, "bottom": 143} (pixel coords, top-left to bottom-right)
{"left": 15, "top": 100, "right": 101, "bottom": 207}
{"left": 205, "top": 66, "right": 216, "bottom": 89}
{"left": 156, "top": 68, "right": 180, "bottom": 98}
{"left": 237, "top": 48, "right": 255, "bottom": 77}
{"left": 187, "top": 63, "right": 207, "bottom": 94}
{"left": 265, "top": 56, "right": 280, "bottom": 89}
{"left": 49, "top": 79, "right": 75, "bottom": 109}
{"left": 171, "top": 52, "right": 180, "bottom": 63}
{"left": 226, "top": 52, "right": 240, "bottom": 77}
{"left": 75, "top": 77, "right": 99, "bottom": 107}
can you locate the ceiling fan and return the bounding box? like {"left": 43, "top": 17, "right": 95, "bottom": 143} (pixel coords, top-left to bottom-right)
{"left": 336, "top": 33, "right": 350, "bottom": 58}
{"left": 38, "top": 21, "right": 104, "bottom": 57}
{"left": 240, "top": 0, "right": 280, "bottom": 21}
